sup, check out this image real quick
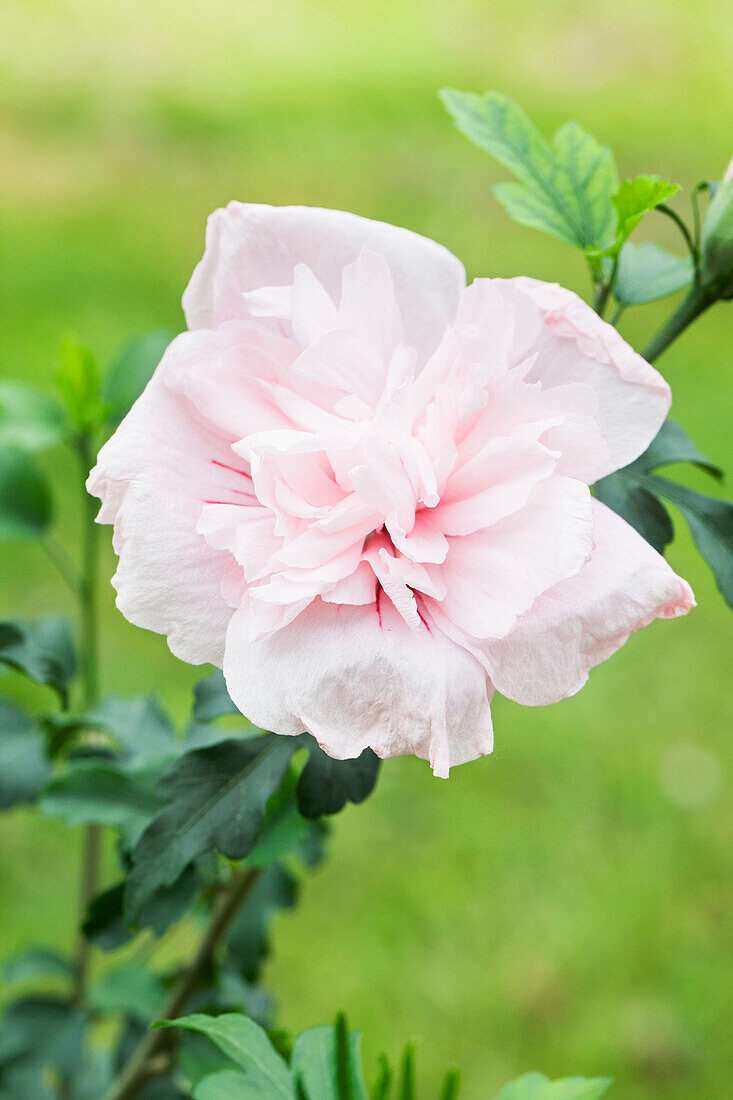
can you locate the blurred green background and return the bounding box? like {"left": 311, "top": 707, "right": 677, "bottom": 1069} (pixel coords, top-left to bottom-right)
{"left": 1, "top": 1, "right": 731, "bottom": 1097}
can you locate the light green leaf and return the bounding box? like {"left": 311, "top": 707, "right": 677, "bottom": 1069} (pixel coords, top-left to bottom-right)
{"left": 0, "top": 383, "right": 66, "bottom": 452}
{"left": 492, "top": 1072, "right": 612, "bottom": 1100}
{"left": 292, "top": 1024, "right": 368, "bottom": 1100}
{"left": 604, "top": 175, "right": 680, "bottom": 256}
{"left": 194, "top": 1070, "right": 271, "bottom": 1100}
{"left": 162, "top": 1014, "right": 293, "bottom": 1097}
{"left": 56, "top": 339, "right": 107, "bottom": 433}
{"left": 0, "top": 446, "right": 52, "bottom": 540}
{"left": 104, "top": 330, "right": 174, "bottom": 424}
{"left": 613, "top": 242, "right": 693, "bottom": 305}
{"left": 440, "top": 89, "right": 617, "bottom": 250}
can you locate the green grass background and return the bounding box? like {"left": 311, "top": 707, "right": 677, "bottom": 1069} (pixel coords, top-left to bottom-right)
{"left": 0, "top": 1, "right": 731, "bottom": 1096}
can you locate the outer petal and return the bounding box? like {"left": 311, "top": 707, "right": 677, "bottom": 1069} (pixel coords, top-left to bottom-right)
{"left": 87, "top": 369, "right": 239, "bottom": 665}
{"left": 223, "top": 596, "right": 493, "bottom": 777}
{"left": 482, "top": 277, "right": 671, "bottom": 479}
{"left": 481, "top": 501, "right": 695, "bottom": 705}
{"left": 182, "top": 203, "right": 466, "bottom": 361}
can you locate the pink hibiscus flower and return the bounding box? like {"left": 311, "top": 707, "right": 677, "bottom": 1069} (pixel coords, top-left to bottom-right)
{"left": 88, "top": 204, "right": 694, "bottom": 776}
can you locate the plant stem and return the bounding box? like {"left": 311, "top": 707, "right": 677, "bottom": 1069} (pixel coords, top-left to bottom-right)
{"left": 642, "top": 283, "right": 715, "bottom": 363}
{"left": 72, "top": 431, "right": 102, "bottom": 1005}
{"left": 657, "top": 203, "right": 698, "bottom": 264}
{"left": 101, "top": 866, "right": 263, "bottom": 1100}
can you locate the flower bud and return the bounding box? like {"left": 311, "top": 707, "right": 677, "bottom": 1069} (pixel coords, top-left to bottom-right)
{"left": 700, "top": 161, "right": 733, "bottom": 299}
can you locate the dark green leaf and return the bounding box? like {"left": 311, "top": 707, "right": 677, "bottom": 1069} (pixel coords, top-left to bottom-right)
{"left": 397, "top": 1044, "right": 416, "bottom": 1100}
{"left": 90, "top": 961, "right": 166, "bottom": 1024}
{"left": 0, "top": 383, "right": 66, "bottom": 452}
{"left": 0, "top": 699, "right": 49, "bottom": 810}
{"left": 297, "top": 739, "right": 380, "bottom": 819}
{"left": 1, "top": 948, "right": 72, "bottom": 987}
{"left": 613, "top": 242, "right": 693, "bottom": 305}
{"left": 0, "top": 617, "right": 76, "bottom": 705}
{"left": 82, "top": 883, "right": 131, "bottom": 951}
{"left": 104, "top": 331, "right": 174, "bottom": 424}
{"left": 40, "top": 758, "right": 164, "bottom": 847}
{"left": 227, "top": 863, "right": 298, "bottom": 983}
{"left": 292, "top": 1024, "right": 367, "bottom": 1100}
{"left": 439, "top": 1069, "right": 461, "bottom": 1100}
{"left": 0, "top": 997, "right": 85, "bottom": 1078}
{"left": 88, "top": 695, "right": 178, "bottom": 762}
{"left": 593, "top": 473, "right": 673, "bottom": 554}
{"left": 492, "top": 1073, "right": 612, "bottom": 1100}
{"left": 440, "top": 89, "right": 617, "bottom": 250}
{"left": 193, "top": 669, "right": 239, "bottom": 723}
{"left": 370, "top": 1055, "right": 392, "bottom": 1100}
{"left": 0, "top": 446, "right": 52, "bottom": 541}
{"left": 630, "top": 418, "right": 722, "bottom": 479}
{"left": 127, "top": 736, "right": 296, "bottom": 920}
{"left": 162, "top": 1014, "right": 293, "bottom": 1097}
{"left": 649, "top": 476, "right": 733, "bottom": 605}
{"left": 56, "top": 339, "right": 106, "bottom": 433}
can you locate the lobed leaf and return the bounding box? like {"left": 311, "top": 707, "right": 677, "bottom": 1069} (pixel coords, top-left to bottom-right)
{"left": 126, "top": 735, "right": 296, "bottom": 920}
{"left": 296, "top": 737, "right": 381, "bottom": 819}
{"left": 440, "top": 89, "right": 617, "bottom": 251}
{"left": 162, "top": 1014, "right": 292, "bottom": 1097}
{"left": 601, "top": 175, "right": 680, "bottom": 257}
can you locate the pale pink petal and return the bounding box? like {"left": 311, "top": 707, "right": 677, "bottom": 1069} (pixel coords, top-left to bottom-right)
{"left": 87, "top": 373, "right": 237, "bottom": 665}
{"left": 223, "top": 598, "right": 493, "bottom": 777}
{"left": 508, "top": 277, "right": 671, "bottom": 477}
{"left": 182, "top": 203, "right": 466, "bottom": 360}
{"left": 481, "top": 501, "right": 695, "bottom": 705}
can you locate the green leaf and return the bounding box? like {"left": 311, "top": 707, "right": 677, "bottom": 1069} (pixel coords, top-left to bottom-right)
{"left": 397, "top": 1044, "right": 416, "bottom": 1100}
{"left": 297, "top": 738, "right": 381, "bottom": 819}
{"left": 194, "top": 1070, "right": 272, "bottom": 1100}
{"left": 492, "top": 1073, "right": 612, "bottom": 1100}
{"left": 227, "top": 864, "right": 298, "bottom": 982}
{"left": 193, "top": 669, "right": 239, "bottom": 723}
{"left": 1, "top": 948, "right": 72, "bottom": 986}
{"left": 292, "top": 1024, "right": 368, "bottom": 1100}
{"left": 127, "top": 735, "right": 296, "bottom": 920}
{"left": 440, "top": 89, "right": 617, "bottom": 250}
{"left": 84, "top": 868, "right": 199, "bottom": 949}
{"left": 88, "top": 695, "right": 178, "bottom": 762}
{"left": 0, "top": 997, "right": 85, "bottom": 1078}
{"left": 370, "top": 1056, "right": 392, "bottom": 1100}
{"left": 39, "top": 758, "right": 164, "bottom": 848}
{"left": 439, "top": 1069, "right": 461, "bottom": 1100}
{"left": 629, "top": 418, "right": 722, "bottom": 479}
{"left": 82, "top": 883, "right": 131, "bottom": 951}
{"left": 613, "top": 242, "right": 693, "bottom": 305}
{"left": 0, "top": 617, "right": 76, "bottom": 705}
{"left": 649, "top": 476, "right": 733, "bottom": 605}
{"left": 0, "top": 383, "right": 66, "bottom": 452}
{"left": 0, "top": 446, "right": 52, "bottom": 541}
{"left": 602, "top": 175, "right": 680, "bottom": 257}
{"left": 56, "top": 339, "right": 107, "bottom": 433}
{"left": 90, "top": 961, "right": 166, "bottom": 1023}
{"left": 162, "top": 1014, "right": 293, "bottom": 1097}
{"left": 594, "top": 473, "right": 673, "bottom": 553}
{"left": 104, "top": 330, "right": 174, "bottom": 424}
{"left": 0, "top": 699, "right": 49, "bottom": 810}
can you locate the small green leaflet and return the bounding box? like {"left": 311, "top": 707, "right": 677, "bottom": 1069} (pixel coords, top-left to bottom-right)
{"left": 613, "top": 242, "right": 693, "bottom": 305}
{"left": 599, "top": 175, "right": 680, "bottom": 258}
{"left": 440, "top": 89, "right": 618, "bottom": 251}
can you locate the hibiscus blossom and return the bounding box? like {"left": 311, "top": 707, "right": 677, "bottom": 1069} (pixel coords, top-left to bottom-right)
{"left": 88, "top": 204, "right": 694, "bottom": 776}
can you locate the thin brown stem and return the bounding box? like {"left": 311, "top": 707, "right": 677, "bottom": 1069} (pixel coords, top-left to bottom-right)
{"left": 100, "top": 865, "right": 263, "bottom": 1100}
